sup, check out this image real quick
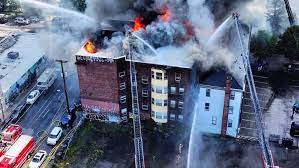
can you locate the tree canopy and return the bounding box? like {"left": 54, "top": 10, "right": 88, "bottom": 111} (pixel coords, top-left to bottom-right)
{"left": 250, "top": 30, "right": 278, "bottom": 59}
{"left": 277, "top": 25, "right": 299, "bottom": 61}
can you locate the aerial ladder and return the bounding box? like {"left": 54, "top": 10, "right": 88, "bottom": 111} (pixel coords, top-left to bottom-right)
{"left": 126, "top": 30, "right": 146, "bottom": 168}
{"left": 283, "top": 0, "right": 296, "bottom": 26}
{"left": 233, "top": 13, "right": 278, "bottom": 168}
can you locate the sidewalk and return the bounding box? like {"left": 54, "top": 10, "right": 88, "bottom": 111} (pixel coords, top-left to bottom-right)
{"left": 1, "top": 80, "right": 38, "bottom": 128}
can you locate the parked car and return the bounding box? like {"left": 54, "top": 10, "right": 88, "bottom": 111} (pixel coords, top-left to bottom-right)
{"left": 293, "top": 100, "right": 299, "bottom": 113}
{"left": 290, "top": 121, "right": 299, "bottom": 136}
{"left": 26, "top": 90, "right": 41, "bottom": 104}
{"left": 29, "top": 16, "right": 40, "bottom": 23}
{"left": 29, "top": 150, "right": 47, "bottom": 168}
{"left": 14, "top": 17, "right": 30, "bottom": 25}
{"left": 0, "top": 14, "right": 8, "bottom": 24}
{"left": 10, "top": 103, "right": 26, "bottom": 122}
{"left": 47, "top": 127, "right": 63, "bottom": 145}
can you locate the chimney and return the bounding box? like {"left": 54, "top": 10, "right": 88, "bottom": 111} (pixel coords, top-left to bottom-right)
{"left": 221, "top": 75, "right": 232, "bottom": 137}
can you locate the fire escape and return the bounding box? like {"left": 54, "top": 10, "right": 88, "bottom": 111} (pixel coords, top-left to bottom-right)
{"left": 283, "top": 0, "right": 296, "bottom": 26}
{"left": 126, "top": 30, "right": 145, "bottom": 168}
{"left": 233, "top": 14, "right": 276, "bottom": 168}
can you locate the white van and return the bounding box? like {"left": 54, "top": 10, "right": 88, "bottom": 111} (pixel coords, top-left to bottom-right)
{"left": 37, "top": 68, "right": 57, "bottom": 90}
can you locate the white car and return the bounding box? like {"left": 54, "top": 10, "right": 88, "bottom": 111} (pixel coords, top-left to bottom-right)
{"left": 47, "top": 127, "right": 63, "bottom": 145}
{"left": 14, "top": 17, "right": 30, "bottom": 25}
{"left": 28, "top": 150, "right": 47, "bottom": 168}
{"left": 26, "top": 90, "right": 41, "bottom": 104}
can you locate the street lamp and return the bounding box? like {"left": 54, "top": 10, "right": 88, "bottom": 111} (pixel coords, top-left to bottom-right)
{"left": 56, "top": 59, "right": 71, "bottom": 115}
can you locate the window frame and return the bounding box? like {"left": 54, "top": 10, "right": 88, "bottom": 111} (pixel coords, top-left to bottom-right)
{"left": 170, "top": 100, "right": 176, "bottom": 108}
{"left": 206, "top": 89, "right": 211, "bottom": 97}
{"left": 170, "top": 113, "right": 176, "bottom": 121}
{"left": 175, "top": 73, "right": 181, "bottom": 82}
{"left": 156, "top": 72, "right": 163, "bottom": 80}
{"left": 170, "top": 87, "right": 176, "bottom": 94}
{"left": 142, "top": 89, "right": 149, "bottom": 97}
{"left": 119, "top": 71, "right": 125, "bottom": 78}
{"left": 121, "top": 108, "right": 127, "bottom": 115}
{"left": 120, "top": 96, "right": 126, "bottom": 104}
{"left": 229, "top": 106, "right": 233, "bottom": 114}
{"left": 230, "top": 91, "right": 235, "bottom": 100}
{"left": 178, "top": 101, "right": 184, "bottom": 109}
{"left": 119, "top": 82, "right": 126, "bottom": 90}
{"left": 142, "top": 104, "right": 149, "bottom": 110}
{"left": 141, "top": 76, "right": 149, "bottom": 84}
{"left": 212, "top": 116, "right": 217, "bottom": 125}
{"left": 205, "top": 103, "right": 210, "bottom": 111}
{"left": 179, "top": 88, "right": 184, "bottom": 95}
{"left": 228, "top": 119, "right": 233, "bottom": 127}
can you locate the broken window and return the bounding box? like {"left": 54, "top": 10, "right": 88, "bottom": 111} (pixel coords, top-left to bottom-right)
{"left": 121, "top": 108, "right": 127, "bottom": 115}
{"left": 164, "top": 100, "right": 168, "bottom": 106}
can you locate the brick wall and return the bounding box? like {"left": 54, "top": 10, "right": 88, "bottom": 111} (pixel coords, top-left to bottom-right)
{"left": 77, "top": 61, "right": 119, "bottom": 104}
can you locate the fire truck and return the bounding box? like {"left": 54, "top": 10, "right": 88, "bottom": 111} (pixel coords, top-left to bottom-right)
{"left": 1, "top": 125, "right": 22, "bottom": 145}
{"left": 0, "top": 135, "right": 35, "bottom": 168}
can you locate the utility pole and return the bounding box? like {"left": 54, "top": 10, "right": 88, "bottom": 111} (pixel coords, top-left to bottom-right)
{"left": 56, "top": 60, "right": 71, "bottom": 115}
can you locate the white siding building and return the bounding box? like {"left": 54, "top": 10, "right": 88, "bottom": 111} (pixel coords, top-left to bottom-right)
{"left": 196, "top": 70, "right": 244, "bottom": 138}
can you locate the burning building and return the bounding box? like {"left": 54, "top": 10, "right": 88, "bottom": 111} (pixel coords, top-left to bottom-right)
{"left": 75, "top": 1, "right": 250, "bottom": 137}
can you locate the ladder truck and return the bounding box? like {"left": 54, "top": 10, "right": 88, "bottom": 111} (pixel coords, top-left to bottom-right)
{"left": 233, "top": 13, "right": 279, "bottom": 168}
{"left": 126, "top": 30, "right": 145, "bottom": 168}
{"left": 283, "top": 0, "right": 296, "bottom": 26}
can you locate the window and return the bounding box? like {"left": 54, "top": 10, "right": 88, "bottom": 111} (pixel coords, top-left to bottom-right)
{"left": 164, "top": 100, "right": 168, "bottom": 106}
{"left": 230, "top": 92, "right": 235, "bottom": 100}
{"left": 164, "top": 87, "right": 168, "bottom": 94}
{"left": 163, "top": 113, "right": 167, "bottom": 119}
{"left": 228, "top": 119, "right": 233, "bottom": 127}
{"left": 170, "top": 87, "right": 176, "bottom": 94}
{"left": 164, "top": 73, "right": 168, "bottom": 80}
{"left": 175, "top": 73, "right": 181, "bottom": 82}
{"left": 156, "top": 112, "right": 163, "bottom": 119}
{"left": 142, "top": 89, "right": 148, "bottom": 97}
{"left": 142, "top": 76, "right": 148, "bottom": 84}
{"left": 212, "top": 116, "right": 217, "bottom": 125}
{"left": 119, "top": 71, "right": 125, "bottom": 78}
{"left": 120, "top": 96, "right": 126, "bottom": 103}
{"left": 179, "top": 88, "right": 184, "bottom": 95}
{"left": 178, "top": 115, "right": 183, "bottom": 121}
{"left": 156, "top": 86, "right": 163, "bottom": 94}
{"left": 156, "top": 99, "right": 163, "bottom": 106}
{"left": 170, "top": 100, "right": 176, "bottom": 108}
{"left": 205, "top": 103, "right": 210, "bottom": 111}
{"left": 151, "top": 98, "right": 155, "bottom": 105}
{"left": 229, "top": 106, "right": 233, "bottom": 114}
{"left": 170, "top": 113, "right": 176, "bottom": 121}
{"left": 206, "top": 89, "right": 211, "bottom": 97}
{"left": 142, "top": 104, "right": 148, "bottom": 110}
{"left": 178, "top": 101, "right": 184, "bottom": 109}
{"left": 156, "top": 72, "right": 162, "bottom": 80}
{"left": 151, "top": 71, "right": 155, "bottom": 78}
{"left": 151, "top": 86, "right": 155, "bottom": 92}
{"left": 120, "top": 82, "right": 126, "bottom": 90}
{"left": 151, "top": 111, "right": 155, "bottom": 117}
{"left": 121, "top": 108, "right": 127, "bottom": 115}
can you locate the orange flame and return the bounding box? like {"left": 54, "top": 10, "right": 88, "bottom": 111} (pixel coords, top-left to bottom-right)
{"left": 161, "top": 9, "right": 171, "bottom": 22}
{"left": 133, "top": 17, "right": 146, "bottom": 31}
{"left": 84, "top": 40, "right": 97, "bottom": 53}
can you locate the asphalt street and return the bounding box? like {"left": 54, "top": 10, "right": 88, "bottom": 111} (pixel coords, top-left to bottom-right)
{"left": 10, "top": 65, "right": 80, "bottom": 161}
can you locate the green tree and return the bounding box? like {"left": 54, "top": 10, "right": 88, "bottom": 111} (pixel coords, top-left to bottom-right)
{"left": 250, "top": 30, "right": 277, "bottom": 59}
{"left": 277, "top": 25, "right": 299, "bottom": 61}
{"left": 266, "top": 0, "right": 287, "bottom": 36}
{"left": 0, "top": 0, "right": 20, "bottom": 13}
{"left": 60, "top": 0, "right": 86, "bottom": 12}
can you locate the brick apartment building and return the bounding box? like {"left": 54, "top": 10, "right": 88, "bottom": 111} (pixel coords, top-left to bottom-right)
{"left": 75, "top": 19, "right": 250, "bottom": 137}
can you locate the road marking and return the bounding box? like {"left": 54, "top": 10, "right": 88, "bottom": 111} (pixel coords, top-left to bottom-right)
{"left": 42, "top": 109, "right": 50, "bottom": 118}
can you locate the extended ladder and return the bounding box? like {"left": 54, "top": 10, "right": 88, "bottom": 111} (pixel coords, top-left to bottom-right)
{"left": 283, "top": 0, "right": 296, "bottom": 26}
{"left": 126, "top": 31, "right": 145, "bottom": 168}
{"left": 233, "top": 14, "right": 275, "bottom": 168}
